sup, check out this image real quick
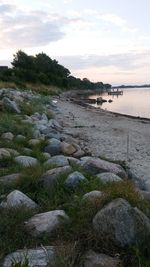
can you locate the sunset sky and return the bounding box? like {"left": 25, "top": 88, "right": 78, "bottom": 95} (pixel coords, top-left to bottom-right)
{"left": 0, "top": 0, "right": 150, "bottom": 85}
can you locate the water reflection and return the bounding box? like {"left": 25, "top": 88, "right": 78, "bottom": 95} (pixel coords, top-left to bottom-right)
{"left": 87, "top": 88, "right": 150, "bottom": 118}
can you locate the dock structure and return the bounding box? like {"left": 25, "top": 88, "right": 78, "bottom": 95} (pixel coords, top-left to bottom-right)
{"left": 108, "top": 88, "right": 123, "bottom": 95}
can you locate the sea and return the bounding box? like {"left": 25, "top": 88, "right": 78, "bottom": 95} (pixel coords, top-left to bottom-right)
{"left": 88, "top": 88, "right": 150, "bottom": 119}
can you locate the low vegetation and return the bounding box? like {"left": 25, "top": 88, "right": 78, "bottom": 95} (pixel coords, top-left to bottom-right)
{"left": 0, "top": 90, "right": 149, "bottom": 267}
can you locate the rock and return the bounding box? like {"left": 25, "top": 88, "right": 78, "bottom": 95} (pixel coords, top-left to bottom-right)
{"left": 139, "top": 190, "right": 150, "bottom": 200}
{"left": 82, "top": 158, "right": 127, "bottom": 179}
{"left": 73, "top": 149, "right": 85, "bottom": 158}
{"left": 25, "top": 210, "right": 69, "bottom": 237}
{"left": 0, "top": 173, "right": 21, "bottom": 185}
{"left": 41, "top": 127, "right": 61, "bottom": 140}
{"left": 15, "top": 156, "right": 38, "bottom": 167}
{"left": 93, "top": 198, "right": 150, "bottom": 247}
{"left": 42, "top": 152, "right": 51, "bottom": 160}
{"left": 82, "top": 190, "right": 105, "bottom": 201}
{"left": 42, "top": 166, "right": 72, "bottom": 189}
{"left": 15, "top": 134, "right": 26, "bottom": 142}
{"left": 97, "top": 172, "right": 122, "bottom": 183}
{"left": 2, "top": 97, "right": 21, "bottom": 113}
{"left": 44, "top": 138, "right": 61, "bottom": 156}
{"left": 22, "top": 148, "right": 33, "bottom": 155}
{"left": 0, "top": 148, "right": 11, "bottom": 159}
{"left": 144, "top": 180, "right": 150, "bottom": 192}
{"left": 127, "top": 169, "right": 145, "bottom": 190}
{"left": 60, "top": 142, "right": 77, "bottom": 155}
{"left": 1, "top": 132, "right": 14, "bottom": 141}
{"left": 0, "top": 190, "right": 38, "bottom": 209}
{"left": 48, "top": 119, "right": 62, "bottom": 131}
{"left": 82, "top": 250, "right": 123, "bottom": 267}
{"left": 65, "top": 171, "right": 87, "bottom": 189}
{"left": 6, "top": 148, "right": 19, "bottom": 156}
{"left": 67, "top": 156, "right": 81, "bottom": 166}
{"left": 28, "top": 139, "right": 41, "bottom": 146}
{"left": 3, "top": 246, "right": 55, "bottom": 267}
{"left": 44, "top": 155, "right": 69, "bottom": 167}
{"left": 33, "top": 129, "right": 41, "bottom": 139}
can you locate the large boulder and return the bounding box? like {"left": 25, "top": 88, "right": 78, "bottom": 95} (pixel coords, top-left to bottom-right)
{"left": 82, "top": 190, "right": 105, "bottom": 202}
{"left": 0, "top": 148, "right": 11, "bottom": 159}
{"left": 65, "top": 171, "right": 87, "bottom": 189}
{"left": 25, "top": 210, "right": 69, "bottom": 237}
{"left": 0, "top": 173, "right": 21, "bottom": 185}
{"left": 93, "top": 198, "right": 150, "bottom": 247}
{"left": 44, "top": 138, "right": 61, "bottom": 156}
{"left": 3, "top": 246, "right": 55, "bottom": 267}
{"left": 1, "top": 132, "right": 14, "bottom": 141}
{"left": 144, "top": 180, "right": 150, "bottom": 192}
{"left": 60, "top": 141, "right": 77, "bottom": 155}
{"left": 0, "top": 190, "right": 38, "bottom": 209}
{"left": 97, "top": 172, "right": 123, "bottom": 183}
{"left": 2, "top": 97, "right": 21, "bottom": 113}
{"left": 44, "top": 155, "right": 69, "bottom": 167}
{"left": 14, "top": 156, "right": 38, "bottom": 167}
{"left": 82, "top": 250, "right": 123, "bottom": 267}
{"left": 82, "top": 158, "right": 127, "bottom": 179}
{"left": 41, "top": 165, "right": 72, "bottom": 189}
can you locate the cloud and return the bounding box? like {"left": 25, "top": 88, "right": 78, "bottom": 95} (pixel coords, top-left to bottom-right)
{"left": 0, "top": 3, "right": 69, "bottom": 49}
{"left": 58, "top": 52, "right": 150, "bottom": 71}
{"left": 0, "top": 3, "right": 14, "bottom": 13}
{"left": 99, "top": 13, "right": 138, "bottom": 33}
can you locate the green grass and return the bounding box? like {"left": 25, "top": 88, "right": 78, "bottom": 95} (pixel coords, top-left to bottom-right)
{"left": 0, "top": 112, "right": 33, "bottom": 138}
{"left": 0, "top": 88, "right": 149, "bottom": 267}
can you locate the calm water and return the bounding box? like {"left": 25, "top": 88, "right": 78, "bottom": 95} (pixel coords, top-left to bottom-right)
{"left": 88, "top": 88, "right": 150, "bottom": 119}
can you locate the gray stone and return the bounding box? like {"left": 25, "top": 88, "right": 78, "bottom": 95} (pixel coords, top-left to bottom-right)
{"left": 2, "top": 97, "right": 21, "bottom": 113}
{"left": 144, "top": 180, "right": 150, "bottom": 192}
{"left": 0, "top": 148, "right": 11, "bottom": 159}
{"left": 40, "top": 126, "right": 61, "bottom": 139}
{"left": 25, "top": 210, "right": 69, "bottom": 237}
{"left": 82, "top": 158, "right": 127, "bottom": 179}
{"left": 44, "top": 138, "right": 61, "bottom": 156}
{"left": 67, "top": 156, "right": 81, "bottom": 166}
{"left": 44, "top": 155, "right": 69, "bottom": 167}
{"left": 28, "top": 139, "right": 41, "bottom": 146}
{"left": 82, "top": 190, "right": 105, "bottom": 201}
{"left": 6, "top": 148, "right": 19, "bottom": 156}
{"left": 3, "top": 246, "right": 55, "bottom": 267}
{"left": 48, "top": 119, "right": 62, "bottom": 131}
{"left": 15, "top": 134, "right": 26, "bottom": 142}
{"left": 127, "top": 169, "right": 145, "bottom": 190}
{"left": 97, "top": 172, "right": 122, "bottom": 183}
{"left": 42, "top": 152, "right": 51, "bottom": 160}
{"left": 33, "top": 129, "right": 41, "bottom": 139}
{"left": 93, "top": 198, "right": 150, "bottom": 247}
{"left": 42, "top": 166, "right": 72, "bottom": 189}
{"left": 1, "top": 132, "right": 14, "bottom": 140}
{"left": 140, "top": 190, "right": 150, "bottom": 200}
{"left": 22, "top": 148, "right": 32, "bottom": 155}
{"left": 82, "top": 250, "right": 123, "bottom": 267}
{"left": 73, "top": 149, "right": 85, "bottom": 158}
{"left": 0, "top": 190, "right": 38, "bottom": 209}
{"left": 65, "top": 171, "right": 87, "bottom": 189}
{"left": 0, "top": 173, "right": 21, "bottom": 185}
{"left": 15, "top": 156, "right": 38, "bottom": 167}
{"left": 60, "top": 142, "right": 77, "bottom": 155}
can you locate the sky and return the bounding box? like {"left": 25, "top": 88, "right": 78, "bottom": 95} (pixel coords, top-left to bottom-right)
{"left": 0, "top": 0, "right": 150, "bottom": 85}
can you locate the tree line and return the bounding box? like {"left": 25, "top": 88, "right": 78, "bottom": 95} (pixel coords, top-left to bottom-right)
{"left": 0, "top": 50, "right": 111, "bottom": 90}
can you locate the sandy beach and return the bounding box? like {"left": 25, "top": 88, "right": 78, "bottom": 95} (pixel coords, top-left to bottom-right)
{"left": 55, "top": 96, "right": 150, "bottom": 184}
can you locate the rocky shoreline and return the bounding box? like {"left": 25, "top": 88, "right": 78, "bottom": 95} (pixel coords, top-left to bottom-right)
{"left": 0, "top": 88, "right": 150, "bottom": 266}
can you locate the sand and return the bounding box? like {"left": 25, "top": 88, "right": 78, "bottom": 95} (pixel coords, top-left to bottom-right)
{"left": 55, "top": 97, "right": 150, "bottom": 183}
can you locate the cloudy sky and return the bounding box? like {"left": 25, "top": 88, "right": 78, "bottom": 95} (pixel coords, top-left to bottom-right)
{"left": 0, "top": 0, "right": 150, "bottom": 85}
